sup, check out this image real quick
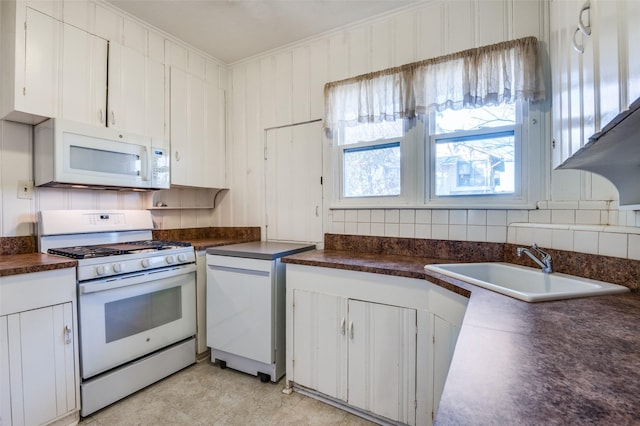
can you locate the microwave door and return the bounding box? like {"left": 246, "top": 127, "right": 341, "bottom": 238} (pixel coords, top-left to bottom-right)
{"left": 61, "top": 132, "right": 150, "bottom": 188}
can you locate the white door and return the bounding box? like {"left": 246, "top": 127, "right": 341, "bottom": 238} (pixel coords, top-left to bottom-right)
{"left": 347, "top": 300, "right": 417, "bottom": 425}
{"left": 265, "top": 121, "right": 323, "bottom": 243}
{"left": 291, "top": 290, "right": 348, "bottom": 400}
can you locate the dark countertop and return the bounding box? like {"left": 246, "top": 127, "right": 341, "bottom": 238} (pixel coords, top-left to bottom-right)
{"left": 283, "top": 249, "right": 640, "bottom": 425}
{"left": 0, "top": 253, "right": 77, "bottom": 277}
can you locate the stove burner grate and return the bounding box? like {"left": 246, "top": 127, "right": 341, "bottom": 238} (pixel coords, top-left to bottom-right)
{"left": 48, "top": 240, "right": 192, "bottom": 259}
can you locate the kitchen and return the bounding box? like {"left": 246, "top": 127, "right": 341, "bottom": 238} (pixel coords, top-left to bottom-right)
{"left": 1, "top": 0, "right": 640, "bottom": 425}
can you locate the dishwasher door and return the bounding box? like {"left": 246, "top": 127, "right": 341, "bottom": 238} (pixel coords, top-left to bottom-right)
{"left": 206, "top": 255, "right": 274, "bottom": 365}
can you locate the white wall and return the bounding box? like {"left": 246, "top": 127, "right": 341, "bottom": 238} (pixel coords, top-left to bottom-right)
{"left": 222, "top": 0, "right": 640, "bottom": 260}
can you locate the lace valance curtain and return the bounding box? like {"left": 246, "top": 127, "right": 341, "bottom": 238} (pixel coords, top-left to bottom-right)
{"left": 324, "top": 36, "right": 545, "bottom": 134}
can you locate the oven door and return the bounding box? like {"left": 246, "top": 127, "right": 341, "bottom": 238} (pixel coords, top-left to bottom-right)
{"left": 78, "top": 264, "right": 196, "bottom": 379}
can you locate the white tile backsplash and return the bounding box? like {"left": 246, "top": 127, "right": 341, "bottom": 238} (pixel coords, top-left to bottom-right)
{"left": 384, "top": 223, "right": 400, "bottom": 237}
{"left": 345, "top": 209, "right": 358, "bottom": 222}
{"left": 432, "top": 210, "right": 449, "bottom": 224}
{"left": 371, "top": 209, "right": 385, "bottom": 223}
{"left": 415, "top": 209, "right": 432, "bottom": 224}
{"left": 574, "top": 230, "right": 599, "bottom": 254}
{"left": 468, "top": 210, "right": 487, "bottom": 225}
{"left": 449, "top": 210, "right": 467, "bottom": 225}
{"left": 399, "top": 223, "right": 415, "bottom": 237}
{"left": 385, "top": 209, "right": 400, "bottom": 223}
{"left": 432, "top": 224, "right": 449, "bottom": 239}
{"left": 399, "top": 209, "right": 415, "bottom": 224}
{"left": 551, "top": 229, "right": 574, "bottom": 251}
{"left": 357, "top": 209, "right": 371, "bottom": 223}
{"left": 467, "top": 225, "right": 486, "bottom": 242}
{"left": 449, "top": 225, "right": 467, "bottom": 240}
{"left": 326, "top": 207, "right": 640, "bottom": 261}
{"left": 357, "top": 222, "right": 371, "bottom": 235}
{"left": 487, "top": 210, "right": 507, "bottom": 226}
{"left": 628, "top": 234, "right": 640, "bottom": 260}
{"left": 528, "top": 209, "right": 551, "bottom": 223}
{"left": 598, "top": 232, "right": 628, "bottom": 258}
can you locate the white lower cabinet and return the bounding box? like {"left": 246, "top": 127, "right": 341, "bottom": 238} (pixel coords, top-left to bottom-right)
{"left": 287, "top": 265, "right": 468, "bottom": 426}
{"left": 293, "top": 292, "right": 417, "bottom": 424}
{"left": 0, "top": 268, "right": 79, "bottom": 426}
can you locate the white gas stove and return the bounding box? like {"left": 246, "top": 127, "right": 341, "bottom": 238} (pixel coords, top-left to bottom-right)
{"left": 39, "top": 210, "right": 197, "bottom": 416}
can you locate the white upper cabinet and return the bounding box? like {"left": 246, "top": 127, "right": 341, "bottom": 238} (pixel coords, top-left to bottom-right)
{"left": 168, "top": 42, "right": 226, "bottom": 189}
{"left": 550, "top": 0, "right": 640, "bottom": 168}
{"left": 1, "top": 2, "right": 59, "bottom": 124}
{"left": 170, "top": 66, "right": 226, "bottom": 188}
{"left": 59, "top": 22, "right": 108, "bottom": 126}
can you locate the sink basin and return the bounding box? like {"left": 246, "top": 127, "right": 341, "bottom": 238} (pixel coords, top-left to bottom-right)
{"left": 424, "top": 262, "right": 630, "bottom": 302}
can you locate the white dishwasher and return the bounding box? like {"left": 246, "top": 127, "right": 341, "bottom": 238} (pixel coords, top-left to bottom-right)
{"left": 206, "top": 241, "right": 315, "bottom": 382}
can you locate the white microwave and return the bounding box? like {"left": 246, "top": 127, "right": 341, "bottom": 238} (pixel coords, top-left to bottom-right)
{"left": 34, "top": 118, "right": 169, "bottom": 190}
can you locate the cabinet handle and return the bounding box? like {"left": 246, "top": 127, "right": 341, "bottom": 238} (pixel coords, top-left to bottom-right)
{"left": 578, "top": 0, "right": 591, "bottom": 36}
{"left": 315, "top": 205, "right": 320, "bottom": 217}
{"left": 340, "top": 318, "right": 346, "bottom": 335}
{"left": 572, "top": 28, "right": 585, "bottom": 54}
{"left": 174, "top": 151, "right": 181, "bottom": 162}
{"left": 349, "top": 321, "right": 354, "bottom": 339}
{"left": 64, "top": 325, "right": 72, "bottom": 344}
{"left": 99, "top": 109, "right": 104, "bottom": 124}
{"left": 110, "top": 110, "right": 116, "bottom": 125}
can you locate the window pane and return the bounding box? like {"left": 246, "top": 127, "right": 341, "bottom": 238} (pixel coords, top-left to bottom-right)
{"left": 342, "top": 120, "right": 404, "bottom": 145}
{"left": 344, "top": 142, "right": 400, "bottom": 197}
{"left": 435, "top": 131, "right": 515, "bottom": 196}
{"left": 434, "top": 103, "right": 516, "bottom": 134}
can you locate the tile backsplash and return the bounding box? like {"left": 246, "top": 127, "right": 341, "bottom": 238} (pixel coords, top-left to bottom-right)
{"left": 329, "top": 205, "right": 640, "bottom": 261}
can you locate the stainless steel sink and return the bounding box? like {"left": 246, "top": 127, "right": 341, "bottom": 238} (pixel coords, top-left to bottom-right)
{"left": 424, "top": 262, "right": 630, "bottom": 302}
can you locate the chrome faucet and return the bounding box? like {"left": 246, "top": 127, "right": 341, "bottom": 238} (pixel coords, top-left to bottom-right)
{"left": 516, "top": 243, "right": 553, "bottom": 273}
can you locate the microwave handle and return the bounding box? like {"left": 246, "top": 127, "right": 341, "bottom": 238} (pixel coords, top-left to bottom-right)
{"left": 140, "top": 147, "right": 149, "bottom": 181}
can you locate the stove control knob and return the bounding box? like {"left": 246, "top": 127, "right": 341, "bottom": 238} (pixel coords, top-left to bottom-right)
{"left": 177, "top": 254, "right": 187, "bottom": 263}
{"left": 96, "top": 265, "right": 110, "bottom": 276}
{"left": 113, "top": 263, "right": 123, "bottom": 273}
{"left": 141, "top": 259, "right": 151, "bottom": 268}
{"left": 165, "top": 255, "right": 175, "bottom": 264}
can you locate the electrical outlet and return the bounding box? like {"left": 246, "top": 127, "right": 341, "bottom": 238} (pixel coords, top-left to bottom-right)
{"left": 17, "top": 180, "right": 34, "bottom": 199}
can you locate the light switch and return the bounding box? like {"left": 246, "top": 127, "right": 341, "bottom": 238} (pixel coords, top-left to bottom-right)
{"left": 17, "top": 180, "right": 34, "bottom": 199}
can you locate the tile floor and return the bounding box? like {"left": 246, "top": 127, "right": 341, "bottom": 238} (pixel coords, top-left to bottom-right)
{"left": 79, "top": 360, "right": 374, "bottom": 425}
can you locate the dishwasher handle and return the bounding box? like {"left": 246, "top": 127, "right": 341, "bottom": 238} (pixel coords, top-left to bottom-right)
{"left": 207, "top": 264, "right": 270, "bottom": 277}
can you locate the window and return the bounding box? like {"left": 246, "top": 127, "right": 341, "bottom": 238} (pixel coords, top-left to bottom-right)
{"left": 332, "top": 101, "right": 542, "bottom": 209}
{"left": 431, "top": 103, "right": 518, "bottom": 197}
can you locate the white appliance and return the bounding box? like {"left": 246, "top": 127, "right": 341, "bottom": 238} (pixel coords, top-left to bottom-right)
{"left": 39, "top": 210, "right": 196, "bottom": 416}
{"left": 206, "top": 242, "right": 315, "bottom": 382}
{"left": 34, "top": 118, "right": 169, "bottom": 190}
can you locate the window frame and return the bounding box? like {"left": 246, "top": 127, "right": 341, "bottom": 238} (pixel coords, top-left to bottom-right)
{"left": 331, "top": 118, "right": 420, "bottom": 208}
{"left": 424, "top": 101, "right": 543, "bottom": 209}
{"left": 330, "top": 101, "right": 543, "bottom": 209}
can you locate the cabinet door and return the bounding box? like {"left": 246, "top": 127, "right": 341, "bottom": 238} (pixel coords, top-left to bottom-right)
{"left": 0, "top": 316, "right": 10, "bottom": 425}
{"left": 170, "top": 67, "right": 225, "bottom": 187}
{"left": 60, "top": 22, "right": 108, "bottom": 126}
{"left": 23, "top": 7, "right": 58, "bottom": 119}
{"left": 291, "top": 290, "right": 348, "bottom": 400}
{"left": 170, "top": 66, "right": 191, "bottom": 185}
{"left": 347, "top": 300, "right": 417, "bottom": 425}
{"left": 203, "top": 81, "right": 226, "bottom": 188}
{"left": 6, "top": 303, "right": 76, "bottom": 426}
{"left": 432, "top": 314, "right": 461, "bottom": 414}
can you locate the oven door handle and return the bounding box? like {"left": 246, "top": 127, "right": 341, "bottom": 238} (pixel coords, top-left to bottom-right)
{"left": 79, "top": 263, "right": 196, "bottom": 294}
